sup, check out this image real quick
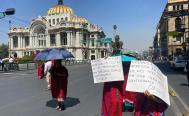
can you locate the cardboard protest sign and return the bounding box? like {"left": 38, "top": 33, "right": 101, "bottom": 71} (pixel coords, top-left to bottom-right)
{"left": 126, "top": 61, "right": 170, "bottom": 105}
{"left": 91, "top": 56, "right": 124, "bottom": 83}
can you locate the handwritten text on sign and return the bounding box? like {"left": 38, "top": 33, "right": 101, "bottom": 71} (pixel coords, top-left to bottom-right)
{"left": 126, "top": 61, "right": 170, "bottom": 105}
{"left": 91, "top": 56, "right": 124, "bottom": 83}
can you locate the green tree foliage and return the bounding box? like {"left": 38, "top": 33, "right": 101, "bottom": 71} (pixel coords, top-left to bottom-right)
{"left": 0, "top": 44, "right": 9, "bottom": 58}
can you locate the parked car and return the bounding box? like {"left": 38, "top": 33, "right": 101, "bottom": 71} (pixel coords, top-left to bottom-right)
{"left": 169, "top": 57, "right": 186, "bottom": 69}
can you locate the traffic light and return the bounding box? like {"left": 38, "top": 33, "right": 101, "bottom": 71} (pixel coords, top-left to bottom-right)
{"left": 175, "top": 17, "right": 182, "bottom": 32}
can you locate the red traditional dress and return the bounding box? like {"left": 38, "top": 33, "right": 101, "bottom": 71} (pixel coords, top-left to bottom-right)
{"left": 37, "top": 64, "right": 44, "bottom": 79}
{"left": 101, "top": 81, "right": 123, "bottom": 116}
{"left": 50, "top": 64, "right": 68, "bottom": 101}
{"left": 122, "top": 61, "right": 168, "bottom": 116}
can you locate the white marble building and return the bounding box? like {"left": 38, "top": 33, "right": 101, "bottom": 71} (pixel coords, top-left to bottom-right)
{"left": 8, "top": 0, "right": 111, "bottom": 60}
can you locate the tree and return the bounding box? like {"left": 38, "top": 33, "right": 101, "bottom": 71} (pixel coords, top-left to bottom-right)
{"left": 0, "top": 44, "right": 9, "bottom": 58}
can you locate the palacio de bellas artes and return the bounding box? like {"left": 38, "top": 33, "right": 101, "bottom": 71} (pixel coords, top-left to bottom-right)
{"left": 8, "top": 0, "right": 111, "bottom": 60}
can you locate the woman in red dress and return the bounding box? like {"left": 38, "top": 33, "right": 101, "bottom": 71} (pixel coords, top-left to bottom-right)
{"left": 101, "top": 81, "right": 123, "bottom": 116}
{"left": 37, "top": 62, "right": 44, "bottom": 79}
{"left": 50, "top": 60, "right": 68, "bottom": 111}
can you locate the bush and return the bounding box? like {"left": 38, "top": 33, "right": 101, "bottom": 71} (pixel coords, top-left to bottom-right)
{"left": 17, "top": 55, "right": 34, "bottom": 63}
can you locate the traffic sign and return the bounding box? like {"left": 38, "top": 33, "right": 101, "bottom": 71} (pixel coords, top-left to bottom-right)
{"left": 100, "top": 38, "right": 112, "bottom": 43}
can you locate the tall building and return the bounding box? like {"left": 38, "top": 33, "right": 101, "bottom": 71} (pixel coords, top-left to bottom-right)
{"left": 8, "top": 0, "right": 111, "bottom": 60}
{"left": 153, "top": 0, "right": 189, "bottom": 58}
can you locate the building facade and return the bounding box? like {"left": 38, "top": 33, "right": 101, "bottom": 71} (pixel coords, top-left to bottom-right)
{"left": 8, "top": 0, "right": 111, "bottom": 60}
{"left": 153, "top": 0, "right": 189, "bottom": 58}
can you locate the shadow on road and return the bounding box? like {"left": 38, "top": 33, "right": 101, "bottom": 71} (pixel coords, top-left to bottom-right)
{"left": 180, "top": 83, "right": 189, "bottom": 87}
{"left": 46, "top": 97, "right": 80, "bottom": 108}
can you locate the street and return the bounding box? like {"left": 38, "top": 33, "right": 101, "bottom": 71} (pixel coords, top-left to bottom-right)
{"left": 0, "top": 63, "right": 188, "bottom": 116}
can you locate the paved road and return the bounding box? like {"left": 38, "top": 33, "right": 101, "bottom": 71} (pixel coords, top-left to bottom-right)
{"left": 0, "top": 63, "right": 183, "bottom": 116}
{"left": 156, "top": 62, "right": 189, "bottom": 115}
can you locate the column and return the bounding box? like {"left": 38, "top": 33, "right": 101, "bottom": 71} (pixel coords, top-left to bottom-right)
{"left": 46, "top": 34, "right": 50, "bottom": 47}
{"left": 56, "top": 32, "right": 61, "bottom": 47}
{"left": 18, "top": 35, "right": 21, "bottom": 49}
{"left": 76, "top": 31, "right": 81, "bottom": 47}
{"left": 67, "top": 32, "right": 71, "bottom": 46}
{"left": 70, "top": 32, "right": 73, "bottom": 47}
{"left": 29, "top": 36, "right": 32, "bottom": 48}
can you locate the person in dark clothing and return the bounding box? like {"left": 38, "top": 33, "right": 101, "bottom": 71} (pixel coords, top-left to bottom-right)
{"left": 50, "top": 60, "right": 68, "bottom": 111}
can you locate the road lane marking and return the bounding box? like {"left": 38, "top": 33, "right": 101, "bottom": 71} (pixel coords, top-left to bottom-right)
{"left": 169, "top": 85, "right": 189, "bottom": 113}
{"left": 169, "top": 95, "right": 182, "bottom": 116}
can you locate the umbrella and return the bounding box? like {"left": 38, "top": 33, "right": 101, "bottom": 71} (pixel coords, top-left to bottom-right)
{"left": 34, "top": 48, "right": 74, "bottom": 60}
{"left": 121, "top": 55, "right": 136, "bottom": 62}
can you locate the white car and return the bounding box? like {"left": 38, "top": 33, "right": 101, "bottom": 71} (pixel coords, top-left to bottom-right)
{"left": 170, "top": 57, "right": 186, "bottom": 69}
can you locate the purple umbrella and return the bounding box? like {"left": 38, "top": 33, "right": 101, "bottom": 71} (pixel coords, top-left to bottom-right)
{"left": 34, "top": 48, "right": 74, "bottom": 60}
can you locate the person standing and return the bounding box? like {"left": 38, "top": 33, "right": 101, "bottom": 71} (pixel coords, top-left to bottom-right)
{"left": 8, "top": 56, "right": 14, "bottom": 70}
{"left": 50, "top": 60, "right": 68, "bottom": 111}
{"left": 186, "top": 61, "right": 189, "bottom": 85}
{"left": 0, "top": 58, "right": 2, "bottom": 71}
{"left": 122, "top": 61, "right": 168, "bottom": 116}
{"left": 44, "top": 61, "right": 52, "bottom": 90}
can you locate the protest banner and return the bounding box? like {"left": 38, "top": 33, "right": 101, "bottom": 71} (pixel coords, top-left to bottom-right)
{"left": 91, "top": 56, "right": 124, "bottom": 83}
{"left": 126, "top": 61, "right": 170, "bottom": 105}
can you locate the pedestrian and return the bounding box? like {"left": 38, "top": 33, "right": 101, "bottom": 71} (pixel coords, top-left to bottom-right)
{"left": 49, "top": 60, "right": 68, "bottom": 111}
{"left": 101, "top": 56, "right": 124, "bottom": 116}
{"left": 122, "top": 61, "right": 168, "bottom": 116}
{"left": 37, "top": 62, "right": 44, "bottom": 79}
{"left": 8, "top": 56, "right": 14, "bottom": 70}
{"left": 0, "top": 58, "right": 2, "bottom": 70}
{"left": 101, "top": 81, "right": 123, "bottom": 116}
{"left": 186, "top": 60, "right": 189, "bottom": 85}
{"left": 44, "top": 60, "right": 52, "bottom": 90}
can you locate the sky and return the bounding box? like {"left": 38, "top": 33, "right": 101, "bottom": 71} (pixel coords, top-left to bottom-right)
{"left": 0, "top": 0, "right": 167, "bottom": 52}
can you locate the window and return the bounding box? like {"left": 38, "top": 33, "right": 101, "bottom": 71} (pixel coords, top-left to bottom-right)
{"left": 83, "top": 34, "right": 87, "bottom": 46}
{"left": 65, "top": 17, "right": 68, "bottom": 21}
{"left": 61, "top": 18, "right": 64, "bottom": 21}
{"left": 60, "top": 32, "right": 67, "bottom": 45}
{"left": 91, "top": 39, "right": 95, "bottom": 46}
{"left": 53, "top": 19, "right": 55, "bottom": 25}
{"left": 91, "top": 34, "right": 94, "bottom": 37}
{"left": 91, "top": 55, "right": 95, "bottom": 60}
{"left": 50, "top": 34, "right": 56, "bottom": 46}
{"left": 176, "top": 36, "right": 181, "bottom": 41}
{"left": 177, "top": 5, "right": 180, "bottom": 10}
{"left": 181, "top": 4, "right": 183, "bottom": 10}
{"left": 91, "top": 50, "right": 95, "bottom": 53}
{"left": 57, "top": 18, "right": 59, "bottom": 24}
{"left": 49, "top": 19, "right": 51, "bottom": 24}
{"left": 13, "top": 36, "right": 18, "bottom": 48}
{"left": 25, "top": 36, "right": 29, "bottom": 47}
{"left": 173, "top": 5, "right": 176, "bottom": 10}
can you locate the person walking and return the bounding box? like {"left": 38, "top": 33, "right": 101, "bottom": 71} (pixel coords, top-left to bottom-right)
{"left": 37, "top": 62, "right": 44, "bottom": 79}
{"left": 44, "top": 60, "right": 52, "bottom": 90}
{"left": 50, "top": 60, "right": 68, "bottom": 111}
{"left": 186, "top": 60, "right": 189, "bottom": 85}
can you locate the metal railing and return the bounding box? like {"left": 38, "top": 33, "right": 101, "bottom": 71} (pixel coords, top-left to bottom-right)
{"left": 0, "top": 60, "right": 90, "bottom": 72}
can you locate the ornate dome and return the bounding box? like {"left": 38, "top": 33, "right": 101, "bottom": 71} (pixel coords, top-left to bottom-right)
{"left": 47, "top": 0, "right": 74, "bottom": 15}
{"left": 71, "top": 16, "right": 88, "bottom": 23}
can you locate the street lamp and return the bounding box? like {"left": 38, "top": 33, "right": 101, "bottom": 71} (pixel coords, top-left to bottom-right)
{"left": 0, "top": 8, "right": 15, "bottom": 19}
